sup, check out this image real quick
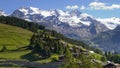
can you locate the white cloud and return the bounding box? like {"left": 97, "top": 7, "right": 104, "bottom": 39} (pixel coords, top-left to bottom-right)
{"left": 65, "top": 5, "right": 79, "bottom": 9}
{"left": 80, "top": 5, "right": 86, "bottom": 10}
{"left": 89, "top": 2, "right": 120, "bottom": 10}
{"left": 65, "top": 2, "right": 120, "bottom": 10}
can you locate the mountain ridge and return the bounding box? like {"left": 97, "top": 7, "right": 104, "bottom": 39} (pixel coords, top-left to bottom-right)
{"left": 11, "top": 7, "right": 120, "bottom": 29}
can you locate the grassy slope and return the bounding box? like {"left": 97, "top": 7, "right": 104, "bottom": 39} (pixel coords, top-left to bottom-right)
{"left": 0, "top": 23, "right": 57, "bottom": 62}
{"left": 0, "top": 23, "right": 33, "bottom": 60}
{"left": 0, "top": 23, "right": 33, "bottom": 50}
{"left": 0, "top": 23, "right": 103, "bottom": 63}
{"left": 0, "top": 50, "right": 31, "bottom": 60}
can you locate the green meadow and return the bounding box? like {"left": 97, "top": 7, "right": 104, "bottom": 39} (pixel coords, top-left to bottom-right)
{"left": 0, "top": 23, "right": 33, "bottom": 50}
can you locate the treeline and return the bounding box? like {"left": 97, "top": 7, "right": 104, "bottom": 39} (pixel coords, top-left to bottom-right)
{"left": 0, "top": 16, "right": 45, "bottom": 32}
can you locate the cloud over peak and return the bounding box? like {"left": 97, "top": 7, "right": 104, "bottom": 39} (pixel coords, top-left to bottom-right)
{"left": 65, "top": 5, "right": 79, "bottom": 9}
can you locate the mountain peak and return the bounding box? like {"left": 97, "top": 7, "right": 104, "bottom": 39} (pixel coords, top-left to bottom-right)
{"left": 18, "top": 7, "right": 66, "bottom": 17}
{"left": 69, "top": 9, "right": 81, "bottom": 17}
{"left": 18, "top": 6, "right": 41, "bottom": 15}
{"left": 80, "top": 13, "right": 92, "bottom": 18}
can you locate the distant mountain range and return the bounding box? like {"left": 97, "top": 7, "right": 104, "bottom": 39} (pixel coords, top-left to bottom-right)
{"left": 1, "top": 6, "right": 120, "bottom": 52}
{"left": 11, "top": 7, "right": 109, "bottom": 39}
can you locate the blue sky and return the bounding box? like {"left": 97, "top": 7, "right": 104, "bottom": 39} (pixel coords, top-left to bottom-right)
{"left": 0, "top": 0, "right": 120, "bottom": 18}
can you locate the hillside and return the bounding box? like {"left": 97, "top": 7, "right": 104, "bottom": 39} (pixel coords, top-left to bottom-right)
{"left": 0, "top": 16, "right": 104, "bottom": 68}
{"left": 0, "top": 23, "right": 33, "bottom": 50}
{"left": 0, "top": 23, "right": 86, "bottom": 60}
{"left": 0, "top": 16, "right": 94, "bottom": 51}
{"left": 0, "top": 23, "right": 102, "bottom": 62}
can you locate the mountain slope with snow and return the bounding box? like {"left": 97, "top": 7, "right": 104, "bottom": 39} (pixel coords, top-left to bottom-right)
{"left": 11, "top": 7, "right": 120, "bottom": 30}
{"left": 12, "top": 7, "right": 96, "bottom": 26}
{"left": 11, "top": 7, "right": 109, "bottom": 39}
{"left": 97, "top": 17, "right": 120, "bottom": 30}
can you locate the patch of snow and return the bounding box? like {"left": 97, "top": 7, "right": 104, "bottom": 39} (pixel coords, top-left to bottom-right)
{"left": 40, "top": 11, "right": 53, "bottom": 17}
{"left": 80, "top": 13, "right": 93, "bottom": 18}
{"left": 59, "top": 16, "right": 81, "bottom": 26}
{"left": 19, "top": 8, "right": 28, "bottom": 15}
{"left": 80, "top": 21, "right": 91, "bottom": 26}
{"left": 57, "top": 10, "right": 66, "bottom": 16}
{"left": 29, "top": 7, "right": 40, "bottom": 14}
{"left": 71, "top": 16, "right": 80, "bottom": 23}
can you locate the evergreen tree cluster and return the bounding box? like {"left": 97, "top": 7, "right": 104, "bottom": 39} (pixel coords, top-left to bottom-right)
{"left": 28, "top": 31, "right": 104, "bottom": 68}
{"left": 61, "top": 48, "right": 103, "bottom": 68}
{"left": 105, "top": 51, "right": 120, "bottom": 63}
{"left": 0, "top": 16, "right": 45, "bottom": 32}
{"left": 29, "top": 31, "right": 66, "bottom": 58}
{"left": 46, "top": 30, "right": 103, "bottom": 55}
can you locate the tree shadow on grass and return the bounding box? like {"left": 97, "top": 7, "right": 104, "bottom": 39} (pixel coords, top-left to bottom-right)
{"left": 21, "top": 53, "right": 41, "bottom": 61}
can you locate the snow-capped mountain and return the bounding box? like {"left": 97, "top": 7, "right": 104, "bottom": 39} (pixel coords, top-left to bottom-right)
{"left": 0, "top": 10, "right": 7, "bottom": 16}
{"left": 97, "top": 17, "right": 120, "bottom": 30}
{"left": 11, "top": 7, "right": 109, "bottom": 39}
{"left": 12, "top": 7, "right": 94, "bottom": 26}
{"left": 11, "top": 6, "right": 120, "bottom": 30}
